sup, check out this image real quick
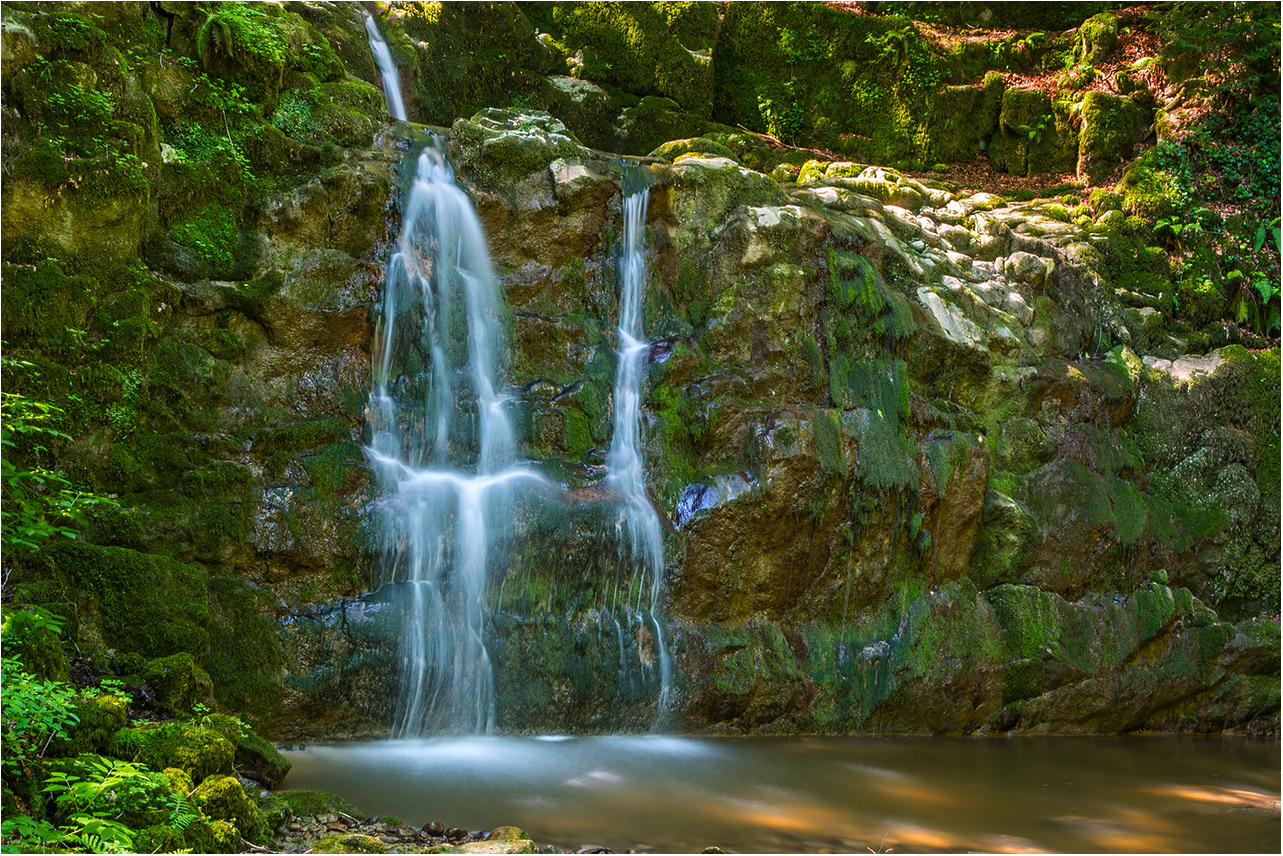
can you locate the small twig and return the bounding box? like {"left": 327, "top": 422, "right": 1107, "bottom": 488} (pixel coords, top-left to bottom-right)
{"left": 241, "top": 839, "right": 274, "bottom": 853}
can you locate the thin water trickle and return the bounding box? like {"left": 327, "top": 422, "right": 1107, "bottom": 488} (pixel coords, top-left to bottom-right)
{"left": 364, "top": 13, "right": 406, "bottom": 122}
{"left": 606, "top": 170, "right": 672, "bottom": 720}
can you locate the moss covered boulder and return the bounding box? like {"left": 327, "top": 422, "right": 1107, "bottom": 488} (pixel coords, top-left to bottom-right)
{"left": 1078, "top": 91, "right": 1141, "bottom": 185}
{"left": 143, "top": 652, "right": 216, "bottom": 716}
{"left": 193, "top": 774, "right": 270, "bottom": 845}
{"left": 313, "top": 833, "right": 387, "bottom": 854}
{"left": 275, "top": 788, "right": 366, "bottom": 822}
{"left": 48, "top": 693, "right": 129, "bottom": 757}
{"left": 24, "top": 542, "right": 210, "bottom": 662}
{"left": 108, "top": 721, "right": 235, "bottom": 783}
{"left": 988, "top": 88, "right": 1077, "bottom": 177}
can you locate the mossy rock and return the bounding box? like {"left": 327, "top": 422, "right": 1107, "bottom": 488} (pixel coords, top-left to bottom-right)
{"left": 274, "top": 788, "right": 366, "bottom": 821}
{"left": 537, "top": 74, "right": 623, "bottom": 151}
{"left": 26, "top": 542, "right": 210, "bottom": 662}
{"left": 208, "top": 819, "right": 240, "bottom": 852}
{"left": 313, "top": 833, "right": 387, "bottom": 854}
{"left": 1114, "top": 147, "right": 1183, "bottom": 220}
{"left": 252, "top": 791, "right": 296, "bottom": 836}
{"left": 132, "top": 824, "right": 189, "bottom": 854}
{"left": 1079, "top": 12, "right": 1119, "bottom": 65}
{"left": 451, "top": 109, "right": 591, "bottom": 190}
{"left": 193, "top": 774, "right": 270, "bottom": 845}
{"left": 206, "top": 576, "right": 285, "bottom": 725}
{"left": 1077, "top": 91, "right": 1140, "bottom": 185}
{"left": 143, "top": 652, "right": 216, "bottom": 715}
{"left": 82, "top": 504, "right": 150, "bottom": 550}
{"left": 922, "top": 73, "right": 1003, "bottom": 164}
{"left": 614, "top": 95, "right": 710, "bottom": 156}
{"left": 205, "top": 713, "right": 292, "bottom": 787}
{"left": 49, "top": 693, "right": 129, "bottom": 757}
{"left": 108, "top": 721, "right": 236, "bottom": 783}
{"left": 524, "top": 2, "right": 721, "bottom": 117}
{"left": 649, "top": 137, "right": 739, "bottom": 163}
{"left": 989, "top": 88, "right": 1077, "bottom": 177}
{"left": 488, "top": 826, "right": 532, "bottom": 842}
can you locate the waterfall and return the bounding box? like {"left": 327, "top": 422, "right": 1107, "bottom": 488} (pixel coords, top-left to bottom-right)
{"left": 364, "top": 12, "right": 406, "bottom": 122}
{"left": 606, "top": 167, "right": 672, "bottom": 718}
{"left": 367, "top": 142, "right": 541, "bottom": 736}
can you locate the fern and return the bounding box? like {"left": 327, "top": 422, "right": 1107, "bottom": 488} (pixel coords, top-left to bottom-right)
{"left": 167, "top": 793, "right": 199, "bottom": 832}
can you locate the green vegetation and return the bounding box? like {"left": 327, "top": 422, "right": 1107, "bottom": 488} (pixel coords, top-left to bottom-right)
{"left": 0, "top": 0, "right": 1277, "bottom": 766}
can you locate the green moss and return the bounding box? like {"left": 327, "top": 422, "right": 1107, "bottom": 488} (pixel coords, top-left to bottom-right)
{"left": 1078, "top": 91, "right": 1139, "bottom": 184}
{"left": 108, "top": 722, "right": 235, "bottom": 783}
{"left": 526, "top": 2, "right": 721, "bottom": 116}
{"left": 1101, "top": 232, "right": 1171, "bottom": 297}
{"left": 143, "top": 652, "right": 215, "bottom": 715}
{"left": 274, "top": 789, "right": 366, "bottom": 821}
{"left": 982, "top": 584, "right": 1059, "bottom": 659}
{"left": 255, "top": 417, "right": 351, "bottom": 456}
{"left": 921, "top": 75, "right": 1002, "bottom": 164}
{"left": 312, "top": 834, "right": 388, "bottom": 854}
{"left": 206, "top": 576, "right": 284, "bottom": 725}
{"left": 133, "top": 825, "right": 189, "bottom": 854}
{"left": 28, "top": 542, "right": 209, "bottom": 661}
{"left": 0, "top": 259, "right": 99, "bottom": 354}
{"left": 196, "top": 2, "right": 294, "bottom": 101}
{"left": 300, "top": 442, "right": 364, "bottom": 495}
{"left": 711, "top": 4, "right": 945, "bottom": 161}
{"left": 170, "top": 203, "right": 238, "bottom": 272}
{"left": 989, "top": 88, "right": 1077, "bottom": 176}
{"left": 846, "top": 408, "right": 915, "bottom": 491}
{"left": 194, "top": 774, "right": 270, "bottom": 845}
{"left": 812, "top": 409, "right": 846, "bottom": 476}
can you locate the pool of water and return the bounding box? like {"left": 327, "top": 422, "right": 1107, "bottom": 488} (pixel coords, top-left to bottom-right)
{"left": 279, "top": 735, "right": 1280, "bottom": 853}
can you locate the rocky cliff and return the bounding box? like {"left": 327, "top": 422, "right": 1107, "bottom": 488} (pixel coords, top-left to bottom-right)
{"left": 2, "top": 1, "right": 1277, "bottom": 743}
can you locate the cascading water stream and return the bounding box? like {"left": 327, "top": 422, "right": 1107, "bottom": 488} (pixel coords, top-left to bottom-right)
{"left": 367, "top": 142, "right": 540, "bottom": 736}
{"left": 363, "top": 18, "right": 671, "bottom": 733}
{"left": 606, "top": 168, "right": 672, "bottom": 718}
{"left": 364, "top": 12, "right": 406, "bottom": 122}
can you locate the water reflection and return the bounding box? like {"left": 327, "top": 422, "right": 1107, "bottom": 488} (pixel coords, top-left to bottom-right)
{"left": 279, "top": 736, "right": 1280, "bottom": 853}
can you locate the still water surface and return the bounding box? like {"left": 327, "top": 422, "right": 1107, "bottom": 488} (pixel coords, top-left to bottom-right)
{"left": 280, "top": 736, "right": 1279, "bottom": 853}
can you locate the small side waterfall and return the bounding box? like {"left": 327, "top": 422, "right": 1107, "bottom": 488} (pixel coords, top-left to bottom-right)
{"left": 364, "top": 12, "right": 406, "bottom": 122}
{"left": 367, "top": 143, "right": 543, "bottom": 736}
{"left": 606, "top": 167, "right": 672, "bottom": 717}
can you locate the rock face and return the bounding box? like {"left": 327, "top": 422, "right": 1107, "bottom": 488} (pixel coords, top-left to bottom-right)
{"left": 2, "top": 1, "right": 1277, "bottom": 741}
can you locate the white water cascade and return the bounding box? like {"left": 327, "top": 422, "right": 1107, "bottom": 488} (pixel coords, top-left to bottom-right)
{"left": 362, "top": 16, "right": 671, "bottom": 733}
{"left": 364, "top": 12, "right": 406, "bottom": 122}
{"left": 367, "top": 143, "right": 544, "bottom": 736}
{"left": 606, "top": 168, "right": 673, "bottom": 717}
